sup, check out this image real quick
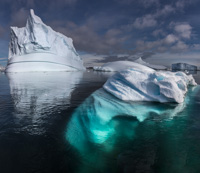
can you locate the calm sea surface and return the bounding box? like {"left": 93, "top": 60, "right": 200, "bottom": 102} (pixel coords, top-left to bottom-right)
{"left": 0, "top": 70, "right": 200, "bottom": 173}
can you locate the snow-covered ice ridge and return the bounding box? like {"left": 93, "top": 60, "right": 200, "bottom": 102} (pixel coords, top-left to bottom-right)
{"left": 103, "top": 65, "right": 197, "bottom": 103}
{"left": 134, "top": 57, "right": 167, "bottom": 70}
{"left": 93, "top": 61, "right": 151, "bottom": 72}
{"left": 6, "top": 9, "right": 85, "bottom": 72}
{"left": 93, "top": 58, "right": 167, "bottom": 71}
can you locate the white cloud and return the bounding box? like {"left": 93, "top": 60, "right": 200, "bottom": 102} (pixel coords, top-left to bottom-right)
{"left": 135, "top": 32, "right": 190, "bottom": 53}
{"left": 133, "top": 15, "right": 157, "bottom": 29}
{"left": 175, "top": 0, "right": 197, "bottom": 10}
{"left": 152, "top": 29, "right": 165, "bottom": 37}
{"left": 51, "top": 18, "right": 129, "bottom": 54}
{"left": 172, "top": 41, "right": 188, "bottom": 51}
{"left": 174, "top": 23, "right": 192, "bottom": 39}
{"left": 155, "top": 5, "right": 175, "bottom": 17}
{"left": 164, "top": 34, "right": 178, "bottom": 44}
{"left": 133, "top": 5, "right": 175, "bottom": 29}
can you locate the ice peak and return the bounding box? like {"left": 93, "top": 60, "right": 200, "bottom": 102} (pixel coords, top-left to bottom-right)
{"left": 28, "top": 9, "right": 43, "bottom": 25}
{"left": 6, "top": 9, "right": 85, "bottom": 72}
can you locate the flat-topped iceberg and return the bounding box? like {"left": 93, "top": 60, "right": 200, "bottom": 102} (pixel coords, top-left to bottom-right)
{"left": 93, "top": 61, "right": 154, "bottom": 72}
{"left": 104, "top": 67, "right": 197, "bottom": 103}
{"left": 172, "top": 63, "right": 197, "bottom": 71}
{"left": 6, "top": 9, "right": 85, "bottom": 72}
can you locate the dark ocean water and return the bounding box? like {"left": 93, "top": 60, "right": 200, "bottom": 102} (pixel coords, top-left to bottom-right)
{"left": 0, "top": 70, "right": 200, "bottom": 173}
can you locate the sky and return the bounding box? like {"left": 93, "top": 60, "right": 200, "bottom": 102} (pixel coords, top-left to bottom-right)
{"left": 0, "top": 0, "right": 200, "bottom": 67}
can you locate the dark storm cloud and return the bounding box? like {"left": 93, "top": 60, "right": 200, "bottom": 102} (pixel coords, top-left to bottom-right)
{"left": 0, "top": 0, "right": 200, "bottom": 66}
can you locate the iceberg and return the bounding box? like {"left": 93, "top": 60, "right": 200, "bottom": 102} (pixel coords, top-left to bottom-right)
{"left": 93, "top": 61, "right": 154, "bottom": 72}
{"left": 172, "top": 63, "right": 197, "bottom": 71}
{"left": 65, "top": 86, "right": 200, "bottom": 165}
{"left": 0, "top": 64, "right": 5, "bottom": 72}
{"left": 93, "top": 58, "right": 167, "bottom": 72}
{"left": 134, "top": 57, "right": 167, "bottom": 70}
{"left": 104, "top": 68, "right": 197, "bottom": 103}
{"left": 6, "top": 9, "right": 85, "bottom": 72}
{"left": 66, "top": 86, "right": 199, "bottom": 172}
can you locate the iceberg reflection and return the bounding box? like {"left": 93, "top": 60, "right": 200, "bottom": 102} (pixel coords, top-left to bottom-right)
{"left": 7, "top": 72, "right": 83, "bottom": 134}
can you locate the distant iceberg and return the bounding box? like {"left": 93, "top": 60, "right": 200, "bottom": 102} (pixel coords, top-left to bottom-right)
{"left": 134, "top": 57, "right": 167, "bottom": 70}
{"left": 93, "top": 60, "right": 154, "bottom": 72}
{"left": 172, "top": 63, "right": 197, "bottom": 71}
{"left": 6, "top": 9, "right": 85, "bottom": 72}
{"left": 93, "top": 58, "right": 167, "bottom": 72}
{"left": 104, "top": 67, "right": 197, "bottom": 103}
{"left": 0, "top": 64, "right": 5, "bottom": 72}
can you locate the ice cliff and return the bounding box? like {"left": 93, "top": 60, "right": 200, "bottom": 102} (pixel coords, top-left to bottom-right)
{"left": 6, "top": 9, "right": 85, "bottom": 72}
{"left": 104, "top": 67, "right": 197, "bottom": 103}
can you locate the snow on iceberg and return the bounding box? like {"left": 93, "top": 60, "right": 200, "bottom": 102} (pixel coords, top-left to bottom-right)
{"left": 103, "top": 68, "right": 197, "bottom": 103}
{"left": 93, "top": 61, "right": 154, "bottom": 72}
{"left": 6, "top": 9, "right": 85, "bottom": 72}
{"left": 134, "top": 57, "right": 167, "bottom": 70}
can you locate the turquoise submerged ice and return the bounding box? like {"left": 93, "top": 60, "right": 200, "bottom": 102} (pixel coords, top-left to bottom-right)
{"left": 104, "top": 68, "right": 197, "bottom": 103}
{"left": 66, "top": 87, "right": 198, "bottom": 152}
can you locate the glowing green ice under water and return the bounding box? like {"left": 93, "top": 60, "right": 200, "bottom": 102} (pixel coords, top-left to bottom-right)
{"left": 65, "top": 86, "right": 200, "bottom": 173}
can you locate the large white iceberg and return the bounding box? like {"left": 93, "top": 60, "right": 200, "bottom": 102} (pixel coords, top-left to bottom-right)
{"left": 104, "top": 67, "right": 197, "bottom": 103}
{"left": 6, "top": 9, "right": 85, "bottom": 72}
